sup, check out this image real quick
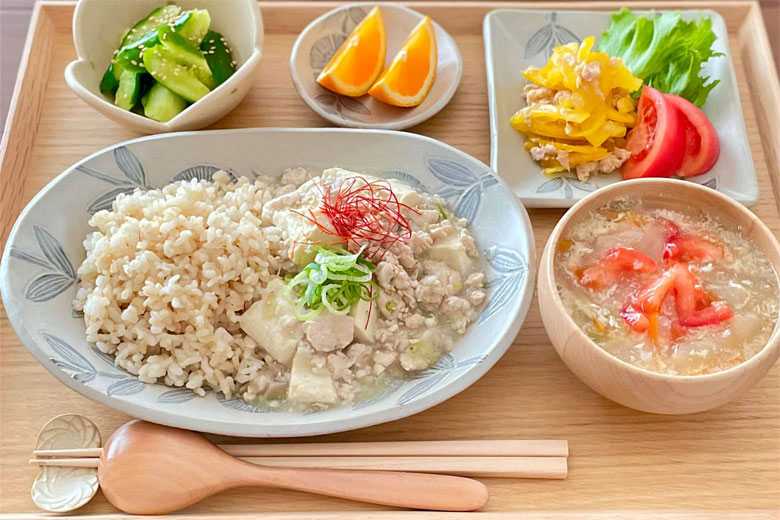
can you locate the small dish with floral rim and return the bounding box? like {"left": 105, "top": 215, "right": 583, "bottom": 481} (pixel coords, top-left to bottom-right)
{"left": 290, "top": 3, "right": 463, "bottom": 130}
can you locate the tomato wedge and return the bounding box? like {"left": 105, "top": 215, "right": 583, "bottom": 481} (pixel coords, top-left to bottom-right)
{"left": 620, "top": 269, "right": 676, "bottom": 332}
{"left": 663, "top": 94, "right": 720, "bottom": 177}
{"left": 627, "top": 269, "right": 676, "bottom": 314}
{"left": 673, "top": 263, "right": 733, "bottom": 327}
{"left": 622, "top": 86, "right": 686, "bottom": 179}
{"left": 664, "top": 235, "right": 723, "bottom": 264}
{"left": 657, "top": 217, "right": 680, "bottom": 239}
{"left": 579, "top": 247, "right": 658, "bottom": 289}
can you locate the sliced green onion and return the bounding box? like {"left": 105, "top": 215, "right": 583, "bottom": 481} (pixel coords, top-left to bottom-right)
{"left": 361, "top": 281, "right": 380, "bottom": 301}
{"left": 309, "top": 264, "right": 328, "bottom": 285}
{"left": 286, "top": 245, "right": 380, "bottom": 320}
{"left": 321, "top": 284, "right": 351, "bottom": 315}
{"left": 436, "top": 202, "right": 449, "bottom": 221}
{"left": 295, "top": 297, "right": 323, "bottom": 320}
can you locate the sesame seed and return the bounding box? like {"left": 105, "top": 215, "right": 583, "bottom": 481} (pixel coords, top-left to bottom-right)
{"left": 130, "top": 60, "right": 138, "bottom": 66}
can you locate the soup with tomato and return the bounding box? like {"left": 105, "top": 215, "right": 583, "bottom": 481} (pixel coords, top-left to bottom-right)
{"left": 555, "top": 197, "right": 779, "bottom": 376}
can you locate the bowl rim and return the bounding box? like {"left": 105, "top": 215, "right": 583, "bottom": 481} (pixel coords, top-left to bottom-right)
{"left": 288, "top": 2, "right": 464, "bottom": 131}
{"left": 541, "top": 177, "right": 780, "bottom": 382}
{"left": 65, "top": 0, "right": 264, "bottom": 131}
{"left": 0, "top": 127, "right": 536, "bottom": 437}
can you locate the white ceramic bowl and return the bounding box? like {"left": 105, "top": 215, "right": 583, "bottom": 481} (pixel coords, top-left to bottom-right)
{"left": 538, "top": 179, "right": 780, "bottom": 414}
{"left": 64, "top": 0, "right": 263, "bottom": 134}
{"left": 1, "top": 128, "right": 535, "bottom": 436}
{"left": 290, "top": 3, "right": 462, "bottom": 130}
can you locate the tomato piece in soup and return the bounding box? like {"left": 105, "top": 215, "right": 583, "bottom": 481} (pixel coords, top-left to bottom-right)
{"left": 664, "top": 234, "right": 723, "bottom": 264}
{"left": 579, "top": 247, "right": 658, "bottom": 289}
{"left": 673, "top": 263, "right": 733, "bottom": 327}
{"left": 620, "top": 269, "right": 676, "bottom": 332}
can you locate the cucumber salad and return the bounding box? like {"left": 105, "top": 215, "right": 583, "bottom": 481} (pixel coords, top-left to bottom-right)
{"left": 100, "top": 5, "right": 237, "bottom": 122}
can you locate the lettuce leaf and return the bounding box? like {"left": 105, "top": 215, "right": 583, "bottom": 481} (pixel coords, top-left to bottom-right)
{"left": 597, "top": 8, "right": 722, "bottom": 107}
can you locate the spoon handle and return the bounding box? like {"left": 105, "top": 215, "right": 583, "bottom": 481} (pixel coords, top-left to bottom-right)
{"left": 244, "top": 464, "right": 489, "bottom": 511}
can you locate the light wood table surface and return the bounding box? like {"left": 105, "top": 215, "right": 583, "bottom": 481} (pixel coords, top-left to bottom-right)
{"left": 1, "top": 1, "right": 779, "bottom": 517}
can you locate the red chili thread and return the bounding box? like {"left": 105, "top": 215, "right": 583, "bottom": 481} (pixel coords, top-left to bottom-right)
{"left": 293, "top": 176, "right": 420, "bottom": 261}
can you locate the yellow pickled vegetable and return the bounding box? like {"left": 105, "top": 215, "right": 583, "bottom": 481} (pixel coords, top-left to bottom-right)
{"left": 511, "top": 36, "right": 643, "bottom": 180}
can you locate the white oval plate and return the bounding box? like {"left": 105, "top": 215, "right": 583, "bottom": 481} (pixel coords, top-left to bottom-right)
{"left": 1, "top": 128, "right": 534, "bottom": 437}
{"left": 483, "top": 9, "right": 757, "bottom": 208}
{"left": 290, "top": 3, "right": 463, "bottom": 130}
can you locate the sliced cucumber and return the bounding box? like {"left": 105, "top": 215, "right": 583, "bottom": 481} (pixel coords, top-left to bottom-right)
{"left": 176, "top": 9, "right": 211, "bottom": 47}
{"left": 114, "top": 12, "right": 191, "bottom": 74}
{"left": 143, "top": 45, "right": 210, "bottom": 103}
{"left": 121, "top": 5, "right": 182, "bottom": 48}
{"left": 100, "top": 64, "right": 119, "bottom": 94}
{"left": 201, "top": 30, "right": 236, "bottom": 86}
{"left": 114, "top": 69, "right": 144, "bottom": 110}
{"left": 141, "top": 82, "right": 188, "bottom": 122}
{"left": 157, "top": 25, "right": 215, "bottom": 89}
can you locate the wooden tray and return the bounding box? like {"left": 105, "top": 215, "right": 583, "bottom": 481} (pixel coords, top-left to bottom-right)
{"left": 1, "top": 1, "right": 779, "bottom": 517}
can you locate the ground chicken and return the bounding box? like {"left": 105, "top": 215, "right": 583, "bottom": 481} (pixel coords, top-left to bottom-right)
{"left": 524, "top": 84, "right": 555, "bottom": 104}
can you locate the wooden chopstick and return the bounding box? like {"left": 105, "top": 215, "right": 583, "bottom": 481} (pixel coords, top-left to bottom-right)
{"left": 240, "top": 456, "right": 568, "bottom": 479}
{"left": 29, "top": 455, "right": 567, "bottom": 479}
{"left": 33, "top": 439, "right": 568, "bottom": 458}
{"left": 221, "top": 440, "right": 569, "bottom": 458}
{"left": 32, "top": 447, "right": 102, "bottom": 457}
{"left": 29, "top": 457, "right": 99, "bottom": 468}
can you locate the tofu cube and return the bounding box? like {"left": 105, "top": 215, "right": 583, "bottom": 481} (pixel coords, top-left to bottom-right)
{"left": 428, "top": 236, "right": 472, "bottom": 274}
{"left": 239, "top": 287, "right": 301, "bottom": 367}
{"left": 288, "top": 349, "right": 337, "bottom": 405}
{"left": 350, "top": 299, "right": 378, "bottom": 343}
{"left": 304, "top": 312, "right": 354, "bottom": 352}
{"left": 272, "top": 208, "right": 332, "bottom": 266}
{"left": 388, "top": 180, "right": 423, "bottom": 207}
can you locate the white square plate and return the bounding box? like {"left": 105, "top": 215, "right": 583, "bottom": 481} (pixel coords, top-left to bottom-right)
{"left": 483, "top": 9, "right": 757, "bottom": 208}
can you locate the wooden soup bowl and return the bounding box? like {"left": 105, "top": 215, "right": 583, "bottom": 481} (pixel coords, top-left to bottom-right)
{"left": 538, "top": 178, "right": 780, "bottom": 414}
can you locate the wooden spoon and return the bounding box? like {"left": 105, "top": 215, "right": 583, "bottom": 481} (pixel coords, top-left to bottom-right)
{"left": 98, "top": 420, "right": 489, "bottom": 514}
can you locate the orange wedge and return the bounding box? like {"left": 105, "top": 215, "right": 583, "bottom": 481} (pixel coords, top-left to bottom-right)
{"left": 368, "top": 16, "right": 437, "bottom": 107}
{"left": 316, "top": 6, "right": 386, "bottom": 97}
